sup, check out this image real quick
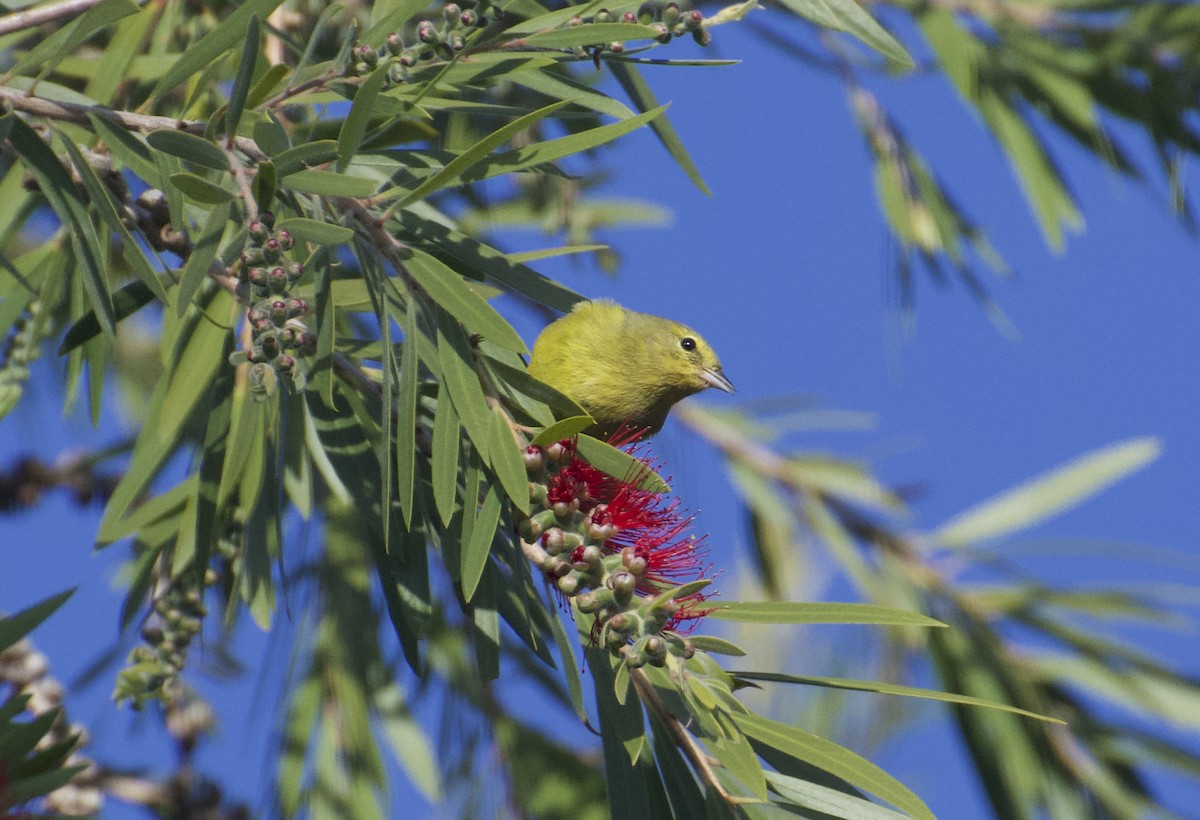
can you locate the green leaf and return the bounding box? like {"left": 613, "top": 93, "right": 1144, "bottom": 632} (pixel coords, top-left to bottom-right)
{"left": 8, "top": 117, "right": 114, "bottom": 338}
{"left": 274, "top": 217, "right": 355, "bottom": 245}
{"left": 730, "top": 672, "right": 1062, "bottom": 723}
{"left": 226, "top": 14, "right": 261, "bottom": 140}
{"left": 436, "top": 309, "right": 493, "bottom": 463}
{"left": 0, "top": 589, "right": 74, "bottom": 654}
{"left": 431, "top": 390, "right": 462, "bottom": 528}
{"left": 487, "top": 406, "right": 530, "bottom": 514}
{"left": 707, "top": 602, "right": 946, "bottom": 627}
{"left": 169, "top": 172, "right": 234, "bottom": 204}
{"left": 396, "top": 297, "right": 419, "bottom": 527}
{"left": 462, "top": 480, "right": 503, "bottom": 602}
{"left": 404, "top": 248, "right": 527, "bottom": 354}
{"left": 253, "top": 159, "right": 276, "bottom": 213}
{"left": 520, "top": 23, "right": 662, "bottom": 50}
{"left": 57, "top": 134, "right": 168, "bottom": 302}
{"left": 609, "top": 62, "right": 710, "bottom": 195}
{"left": 764, "top": 771, "right": 909, "bottom": 820}
{"left": 530, "top": 416, "right": 595, "bottom": 447}
{"left": 57, "top": 280, "right": 156, "bottom": 355}
{"left": 147, "top": 129, "right": 230, "bottom": 171}
{"left": 246, "top": 63, "right": 292, "bottom": 110}
{"left": 177, "top": 201, "right": 232, "bottom": 316}
{"left": 8, "top": 0, "right": 138, "bottom": 77}
{"left": 390, "top": 99, "right": 573, "bottom": 209}
{"left": 339, "top": 65, "right": 389, "bottom": 171}
{"left": 281, "top": 169, "right": 378, "bottom": 196}
{"left": 687, "top": 635, "right": 747, "bottom": 657}
{"left": 935, "top": 438, "right": 1161, "bottom": 547}
{"left": 88, "top": 114, "right": 160, "bottom": 184}
{"left": 576, "top": 434, "right": 669, "bottom": 493}
{"left": 272, "top": 140, "right": 339, "bottom": 176}
{"left": 149, "top": 0, "right": 284, "bottom": 101}
{"left": 775, "top": 0, "right": 913, "bottom": 68}
{"left": 734, "top": 712, "right": 934, "bottom": 820}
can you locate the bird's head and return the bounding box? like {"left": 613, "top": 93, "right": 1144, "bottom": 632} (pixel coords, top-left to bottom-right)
{"left": 649, "top": 319, "right": 736, "bottom": 398}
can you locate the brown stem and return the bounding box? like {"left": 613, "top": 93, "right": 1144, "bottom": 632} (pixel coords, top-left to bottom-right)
{"left": 0, "top": 0, "right": 140, "bottom": 37}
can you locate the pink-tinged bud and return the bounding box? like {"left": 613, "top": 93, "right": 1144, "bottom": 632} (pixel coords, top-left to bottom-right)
{"left": 460, "top": 9, "right": 477, "bottom": 26}
{"left": 400, "top": 49, "right": 419, "bottom": 67}
{"left": 663, "top": 3, "right": 680, "bottom": 24}
{"left": 551, "top": 498, "right": 578, "bottom": 519}
{"left": 523, "top": 445, "right": 544, "bottom": 473}
{"left": 448, "top": 32, "right": 465, "bottom": 51}
{"left": 247, "top": 307, "right": 269, "bottom": 325}
{"left": 275, "top": 229, "right": 294, "bottom": 250}
{"left": 622, "top": 11, "right": 636, "bottom": 22}
{"left": 568, "top": 15, "right": 582, "bottom": 25}
{"left": 386, "top": 32, "right": 404, "bottom": 55}
{"left": 270, "top": 300, "right": 288, "bottom": 325}
{"left": 269, "top": 267, "right": 289, "bottom": 293}
{"left": 247, "top": 220, "right": 269, "bottom": 242}
{"left": 286, "top": 297, "right": 308, "bottom": 318}
{"left": 684, "top": 10, "right": 703, "bottom": 29}
{"left": 609, "top": 41, "right": 624, "bottom": 53}
{"left": 608, "top": 612, "right": 632, "bottom": 633}
{"left": 247, "top": 267, "right": 268, "bottom": 288}
{"left": 417, "top": 20, "right": 439, "bottom": 43}
{"left": 288, "top": 262, "right": 304, "bottom": 282}
{"left": 276, "top": 354, "right": 296, "bottom": 374}
{"left": 298, "top": 331, "right": 318, "bottom": 356}
{"left": 652, "top": 23, "right": 671, "bottom": 43}
{"left": 262, "top": 237, "right": 282, "bottom": 263}
{"left": 443, "top": 3, "right": 461, "bottom": 21}
{"left": 545, "top": 440, "right": 568, "bottom": 462}
{"left": 278, "top": 328, "right": 298, "bottom": 347}
{"left": 542, "top": 527, "right": 566, "bottom": 554}
{"left": 241, "top": 247, "right": 264, "bottom": 266}
{"left": 260, "top": 211, "right": 276, "bottom": 228}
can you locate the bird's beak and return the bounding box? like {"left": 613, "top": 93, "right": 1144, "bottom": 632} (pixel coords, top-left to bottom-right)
{"left": 700, "top": 367, "right": 735, "bottom": 394}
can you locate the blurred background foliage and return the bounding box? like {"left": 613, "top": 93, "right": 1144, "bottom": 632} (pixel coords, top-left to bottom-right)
{"left": 0, "top": 0, "right": 1198, "bottom": 818}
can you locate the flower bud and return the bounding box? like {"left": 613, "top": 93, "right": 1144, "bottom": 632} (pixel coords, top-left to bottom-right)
{"left": 684, "top": 9, "right": 703, "bottom": 30}
{"left": 518, "top": 515, "right": 542, "bottom": 541}
{"left": 692, "top": 27, "right": 711, "bottom": 46}
{"left": 386, "top": 32, "right": 405, "bottom": 55}
{"left": 542, "top": 527, "right": 566, "bottom": 554}
{"left": 576, "top": 591, "right": 600, "bottom": 613}
{"left": 247, "top": 220, "right": 269, "bottom": 242}
{"left": 275, "top": 229, "right": 294, "bottom": 251}
{"left": 247, "top": 267, "right": 268, "bottom": 288}
{"left": 298, "top": 331, "right": 318, "bottom": 356}
{"left": 609, "top": 41, "right": 624, "bottom": 53}
{"left": 622, "top": 11, "right": 636, "bottom": 22}
{"left": 637, "top": 3, "right": 656, "bottom": 24}
{"left": 268, "top": 267, "right": 289, "bottom": 294}
{"left": 523, "top": 445, "right": 544, "bottom": 473}
{"left": 662, "top": 3, "right": 680, "bottom": 24}
{"left": 270, "top": 300, "right": 288, "bottom": 325}
{"left": 595, "top": 8, "right": 612, "bottom": 23}
{"left": 568, "top": 15, "right": 583, "bottom": 26}
{"left": 277, "top": 355, "right": 296, "bottom": 374}
{"left": 448, "top": 32, "right": 465, "bottom": 51}
{"left": 400, "top": 49, "right": 420, "bottom": 67}
{"left": 241, "top": 246, "right": 265, "bottom": 266}
{"left": 609, "top": 612, "right": 633, "bottom": 633}
{"left": 288, "top": 262, "right": 304, "bottom": 282}
{"left": 417, "top": 20, "right": 440, "bottom": 43}
{"left": 460, "top": 9, "right": 478, "bottom": 26}
{"left": 262, "top": 237, "right": 282, "bottom": 263}
{"left": 557, "top": 575, "right": 580, "bottom": 595}
{"left": 260, "top": 334, "right": 280, "bottom": 360}
{"left": 260, "top": 211, "right": 276, "bottom": 228}
{"left": 611, "top": 570, "right": 636, "bottom": 603}
{"left": 286, "top": 297, "right": 309, "bottom": 318}
{"left": 652, "top": 23, "right": 671, "bottom": 43}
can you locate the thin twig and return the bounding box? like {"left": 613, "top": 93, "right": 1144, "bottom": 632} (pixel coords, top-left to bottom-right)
{"left": 0, "top": 0, "right": 141, "bottom": 37}
{"left": 0, "top": 85, "right": 268, "bottom": 162}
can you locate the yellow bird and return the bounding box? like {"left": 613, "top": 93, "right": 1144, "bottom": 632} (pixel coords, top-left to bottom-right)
{"left": 529, "top": 299, "right": 734, "bottom": 439}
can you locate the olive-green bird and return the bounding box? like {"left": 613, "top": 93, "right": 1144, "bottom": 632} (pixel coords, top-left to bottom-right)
{"left": 528, "top": 299, "right": 734, "bottom": 439}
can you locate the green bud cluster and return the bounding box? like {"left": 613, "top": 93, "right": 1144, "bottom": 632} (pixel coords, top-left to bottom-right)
{"left": 0, "top": 299, "right": 43, "bottom": 417}
{"left": 230, "top": 211, "right": 314, "bottom": 399}
{"left": 571, "top": 2, "right": 710, "bottom": 56}
{"left": 116, "top": 578, "right": 212, "bottom": 707}
{"left": 344, "top": 0, "right": 501, "bottom": 82}
{"left": 519, "top": 442, "right": 699, "bottom": 670}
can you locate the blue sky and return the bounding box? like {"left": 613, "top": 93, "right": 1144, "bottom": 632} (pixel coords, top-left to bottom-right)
{"left": 3, "top": 14, "right": 1200, "bottom": 819}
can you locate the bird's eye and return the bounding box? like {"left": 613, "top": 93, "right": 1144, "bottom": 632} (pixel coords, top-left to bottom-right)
{"left": 680, "top": 337, "right": 697, "bottom": 352}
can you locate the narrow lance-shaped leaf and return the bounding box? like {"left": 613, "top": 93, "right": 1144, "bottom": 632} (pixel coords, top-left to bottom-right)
{"left": 708, "top": 601, "right": 946, "bottom": 627}
{"left": 935, "top": 437, "right": 1161, "bottom": 548}
{"left": 226, "top": 15, "right": 261, "bottom": 142}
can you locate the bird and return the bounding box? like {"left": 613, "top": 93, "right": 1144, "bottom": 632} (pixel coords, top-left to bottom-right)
{"left": 528, "top": 299, "right": 734, "bottom": 439}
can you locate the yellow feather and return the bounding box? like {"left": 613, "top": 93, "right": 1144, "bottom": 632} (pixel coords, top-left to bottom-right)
{"left": 529, "top": 299, "right": 733, "bottom": 439}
